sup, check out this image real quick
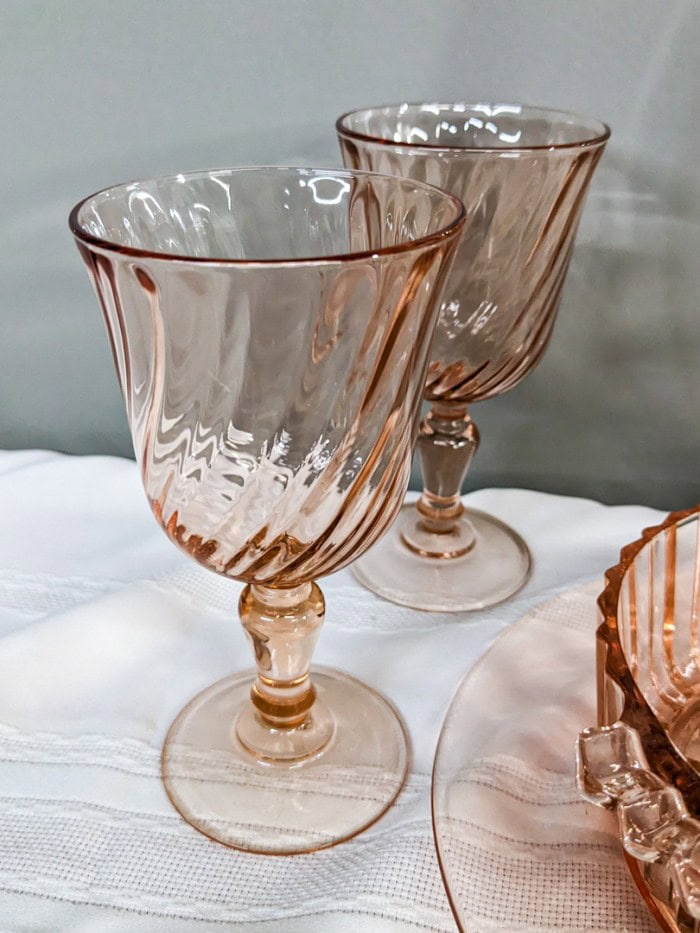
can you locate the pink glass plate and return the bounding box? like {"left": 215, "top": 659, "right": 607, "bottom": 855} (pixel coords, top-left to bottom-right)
{"left": 431, "top": 582, "right": 657, "bottom": 932}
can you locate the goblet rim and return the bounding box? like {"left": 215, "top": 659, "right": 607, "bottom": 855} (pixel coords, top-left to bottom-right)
{"left": 68, "top": 164, "right": 466, "bottom": 266}
{"left": 336, "top": 101, "right": 611, "bottom": 154}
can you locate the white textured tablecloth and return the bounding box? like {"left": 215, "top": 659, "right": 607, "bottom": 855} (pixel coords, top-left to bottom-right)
{"left": 0, "top": 449, "right": 665, "bottom": 932}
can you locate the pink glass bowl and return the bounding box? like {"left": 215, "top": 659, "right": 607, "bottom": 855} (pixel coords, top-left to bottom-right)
{"left": 577, "top": 505, "right": 700, "bottom": 932}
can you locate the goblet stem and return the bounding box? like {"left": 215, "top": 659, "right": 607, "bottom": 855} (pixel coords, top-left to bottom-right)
{"left": 401, "top": 402, "right": 479, "bottom": 560}
{"left": 236, "top": 581, "right": 334, "bottom": 762}
{"left": 352, "top": 398, "right": 530, "bottom": 609}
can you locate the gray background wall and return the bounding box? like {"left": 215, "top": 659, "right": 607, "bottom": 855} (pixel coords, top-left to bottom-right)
{"left": 1, "top": 0, "right": 698, "bottom": 508}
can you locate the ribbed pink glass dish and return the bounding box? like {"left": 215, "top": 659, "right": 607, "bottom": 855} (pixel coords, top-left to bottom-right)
{"left": 578, "top": 506, "right": 700, "bottom": 931}
{"left": 337, "top": 103, "right": 609, "bottom": 611}
{"left": 70, "top": 166, "right": 464, "bottom": 853}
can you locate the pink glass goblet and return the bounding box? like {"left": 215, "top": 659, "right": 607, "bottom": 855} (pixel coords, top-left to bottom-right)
{"left": 69, "top": 166, "right": 464, "bottom": 853}
{"left": 337, "top": 103, "right": 610, "bottom": 612}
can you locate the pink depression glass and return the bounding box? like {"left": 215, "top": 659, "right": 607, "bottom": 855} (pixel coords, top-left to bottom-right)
{"left": 69, "top": 167, "right": 464, "bottom": 854}
{"left": 577, "top": 506, "right": 700, "bottom": 932}
{"left": 337, "top": 103, "right": 610, "bottom": 612}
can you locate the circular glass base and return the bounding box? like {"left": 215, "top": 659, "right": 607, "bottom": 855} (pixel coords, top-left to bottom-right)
{"left": 162, "top": 666, "right": 408, "bottom": 854}
{"left": 353, "top": 502, "right": 532, "bottom": 612}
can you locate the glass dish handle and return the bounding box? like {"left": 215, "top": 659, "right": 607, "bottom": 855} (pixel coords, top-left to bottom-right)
{"left": 577, "top": 722, "right": 700, "bottom": 922}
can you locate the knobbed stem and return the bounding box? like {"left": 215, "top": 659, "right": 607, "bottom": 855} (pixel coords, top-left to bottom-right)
{"left": 401, "top": 402, "right": 479, "bottom": 560}
{"left": 236, "top": 581, "right": 334, "bottom": 762}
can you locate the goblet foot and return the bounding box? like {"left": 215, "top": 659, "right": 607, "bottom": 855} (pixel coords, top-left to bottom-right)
{"left": 162, "top": 666, "right": 408, "bottom": 854}
{"left": 353, "top": 502, "right": 532, "bottom": 612}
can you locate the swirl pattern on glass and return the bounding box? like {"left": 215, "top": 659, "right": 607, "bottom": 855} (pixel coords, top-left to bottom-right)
{"left": 72, "top": 167, "right": 464, "bottom": 586}
{"left": 338, "top": 103, "right": 609, "bottom": 403}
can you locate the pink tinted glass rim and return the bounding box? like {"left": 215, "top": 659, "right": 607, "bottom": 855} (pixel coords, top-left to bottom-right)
{"left": 336, "top": 102, "right": 611, "bottom": 154}
{"left": 68, "top": 165, "right": 466, "bottom": 266}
